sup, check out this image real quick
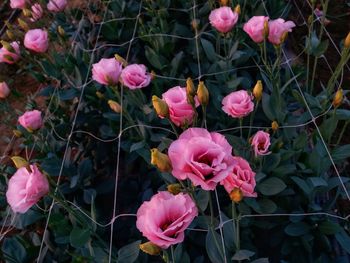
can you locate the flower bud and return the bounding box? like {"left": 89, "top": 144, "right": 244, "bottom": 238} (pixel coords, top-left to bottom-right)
{"left": 234, "top": 4, "right": 241, "bottom": 15}
{"left": 191, "top": 19, "right": 200, "bottom": 30}
{"left": 345, "top": 32, "right": 350, "bottom": 49}
{"left": 307, "top": 15, "right": 313, "bottom": 25}
{"left": 13, "top": 129, "right": 22, "bottom": 137}
{"left": 95, "top": 91, "right": 104, "bottom": 99}
{"left": 186, "top": 77, "right": 196, "bottom": 97}
{"left": 219, "top": 0, "right": 229, "bottom": 6}
{"left": 263, "top": 20, "right": 269, "bottom": 38}
{"left": 150, "top": 148, "right": 172, "bottom": 172}
{"left": 114, "top": 53, "right": 128, "bottom": 67}
{"left": 150, "top": 70, "right": 156, "bottom": 80}
{"left": 167, "top": 183, "right": 182, "bottom": 195}
{"left": 197, "top": 81, "right": 209, "bottom": 106}
{"left": 152, "top": 95, "right": 169, "bottom": 118}
{"left": 11, "top": 156, "right": 28, "bottom": 169}
{"left": 23, "top": 8, "right": 32, "bottom": 17}
{"left": 57, "top": 26, "right": 65, "bottom": 37}
{"left": 18, "top": 18, "right": 29, "bottom": 31}
{"left": 332, "top": 89, "right": 343, "bottom": 108}
{"left": 139, "top": 242, "right": 161, "bottom": 256}
{"left": 229, "top": 188, "right": 243, "bottom": 203}
{"left": 6, "top": 30, "right": 15, "bottom": 40}
{"left": 271, "top": 121, "right": 279, "bottom": 131}
{"left": 1, "top": 40, "right": 14, "bottom": 53}
{"left": 108, "top": 100, "right": 122, "bottom": 113}
{"left": 253, "top": 80, "right": 263, "bottom": 101}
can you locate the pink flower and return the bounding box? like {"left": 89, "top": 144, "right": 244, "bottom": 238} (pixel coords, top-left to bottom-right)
{"left": 10, "top": 0, "right": 26, "bottom": 9}
{"left": 243, "top": 16, "right": 269, "bottom": 43}
{"left": 30, "top": 4, "right": 43, "bottom": 22}
{"left": 18, "top": 110, "right": 43, "bottom": 131}
{"left": 209, "top": 7, "right": 239, "bottom": 33}
{"left": 136, "top": 191, "right": 198, "bottom": 248}
{"left": 168, "top": 128, "right": 235, "bottom": 190}
{"left": 6, "top": 164, "right": 49, "bottom": 213}
{"left": 251, "top": 130, "right": 271, "bottom": 156}
{"left": 222, "top": 90, "right": 254, "bottom": 118}
{"left": 0, "top": 42, "right": 20, "bottom": 64}
{"left": 0, "top": 82, "right": 10, "bottom": 99}
{"left": 24, "top": 29, "right": 49, "bottom": 53}
{"left": 47, "top": 0, "right": 67, "bottom": 12}
{"left": 221, "top": 156, "right": 257, "bottom": 197}
{"left": 162, "top": 86, "right": 199, "bottom": 127}
{"left": 268, "top": 18, "right": 296, "bottom": 45}
{"left": 120, "top": 64, "right": 151, "bottom": 90}
{"left": 92, "top": 58, "right": 122, "bottom": 86}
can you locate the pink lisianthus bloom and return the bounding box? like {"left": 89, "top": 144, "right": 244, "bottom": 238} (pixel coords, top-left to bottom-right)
{"left": 92, "top": 58, "right": 122, "bottom": 86}
{"left": 30, "top": 4, "right": 43, "bottom": 22}
{"left": 209, "top": 6, "right": 239, "bottom": 33}
{"left": 136, "top": 191, "right": 198, "bottom": 249}
{"left": 47, "top": 0, "right": 67, "bottom": 12}
{"left": 162, "top": 86, "right": 199, "bottom": 127}
{"left": 10, "top": 0, "right": 26, "bottom": 9}
{"left": 243, "top": 16, "right": 269, "bottom": 43}
{"left": 120, "top": 64, "right": 151, "bottom": 90}
{"left": 0, "top": 42, "right": 20, "bottom": 64}
{"left": 24, "top": 29, "right": 49, "bottom": 53}
{"left": 18, "top": 110, "right": 43, "bottom": 131}
{"left": 0, "top": 82, "right": 10, "bottom": 99}
{"left": 6, "top": 164, "right": 49, "bottom": 213}
{"left": 251, "top": 130, "right": 271, "bottom": 157}
{"left": 268, "top": 18, "right": 296, "bottom": 45}
{"left": 221, "top": 156, "right": 257, "bottom": 197}
{"left": 222, "top": 90, "right": 254, "bottom": 118}
{"left": 168, "top": 128, "right": 235, "bottom": 190}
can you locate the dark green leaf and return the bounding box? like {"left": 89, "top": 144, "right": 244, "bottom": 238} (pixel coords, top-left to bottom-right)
{"left": 285, "top": 222, "right": 310, "bottom": 236}
{"left": 258, "top": 177, "right": 286, "bottom": 196}
{"left": 118, "top": 240, "right": 141, "bottom": 263}
{"left": 206, "top": 229, "right": 224, "bottom": 263}
{"left": 70, "top": 227, "right": 90, "bottom": 248}
{"left": 232, "top": 250, "right": 255, "bottom": 260}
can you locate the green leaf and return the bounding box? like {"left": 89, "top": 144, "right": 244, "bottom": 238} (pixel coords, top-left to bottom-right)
{"left": 291, "top": 176, "right": 311, "bottom": 195}
{"left": 335, "top": 230, "right": 350, "bottom": 254}
{"left": 258, "top": 199, "right": 277, "bottom": 213}
{"left": 319, "top": 221, "right": 341, "bottom": 235}
{"left": 169, "top": 51, "right": 184, "bottom": 77}
{"left": 307, "top": 177, "right": 328, "bottom": 188}
{"left": 285, "top": 222, "right": 310, "bottom": 236}
{"left": 206, "top": 229, "right": 225, "bottom": 263}
{"left": 145, "top": 46, "right": 166, "bottom": 70}
{"left": 332, "top": 145, "right": 350, "bottom": 162}
{"left": 262, "top": 93, "right": 275, "bottom": 121}
{"left": 201, "top": 38, "right": 217, "bottom": 63}
{"left": 251, "top": 259, "right": 269, "bottom": 263}
{"left": 2, "top": 237, "right": 27, "bottom": 263}
{"left": 258, "top": 177, "right": 286, "bottom": 196}
{"left": 232, "top": 250, "right": 255, "bottom": 261}
{"left": 70, "top": 227, "right": 90, "bottom": 248}
{"left": 195, "top": 189, "right": 210, "bottom": 211}
{"left": 334, "top": 109, "right": 350, "bottom": 120}
{"left": 118, "top": 240, "right": 141, "bottom": 263}
{"left": 262, "top": 154, "right": 281, "bottom": 173}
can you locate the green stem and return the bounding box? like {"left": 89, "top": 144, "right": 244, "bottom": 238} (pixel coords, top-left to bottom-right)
{"left": 170, "top": 246, "right": 175, "bottom": 263}
{"left": 248, "top": 102, "right": 258, "bottom": 139}
{"left": 336, "top": 120, "right": 349, "bottom": 145}
{"left": 239, "top": 118, "right": 243, "bottom": 139}
{"left": 208, "top": 193, "right": 214, "bottom": 226}
{"left": 202, "top": 105, "right": 207, "bottom": 129}
{"left": 232, "top": 202, "right": 241, "bottom": 255}
{"left": 168, "top": 119, "right": 179, "bottom": 138}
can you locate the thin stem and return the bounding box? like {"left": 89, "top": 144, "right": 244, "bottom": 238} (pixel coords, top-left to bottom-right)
{"left": 336, "top": 120, "right": 349, "bottom": 145}
{"left": 248, "top": 102, "right": 258, "bottom": 139}
{"left": 168, "top": 119, "right": 179, "bottom": 138}
{"left": 239, "top": 118, "right": 243, "bottom": 139}
{"left": 171, "top": 246, "right": 175, "bottom": 263}
{"left": 202, "top": 105, "right": 207, "bottom": 129}
{"left": 208, "top": 193, "right": 214, "bottom": 226}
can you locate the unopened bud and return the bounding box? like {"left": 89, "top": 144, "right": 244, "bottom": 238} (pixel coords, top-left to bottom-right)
{"left": 219, "top": 0, "right": 229, "bottom": 6}
{"left": 345, "top": 32, "right": 350, "bottom": 49}
{"left": 18, "top": 18, "right": 29, "bottom": 31}
{"left": 229, "top": 188, "right": 243, "bottom": 203}
{"left": 95, "top": 91, "right": 104, "bottom": 99}
{"left": 150, "top": 70, "right": 156, "bottom": 80}
{"left": 271, "top": 121, "right": 279, "bottom": 131}
{"left": 263, "top": 20, "right": 269, "bottom": 38}
{"left": 139, "top": 242, "right": 161, "bottom": 256}
{"left": 167, "top": 183, "right": 182, "bottom": 195}
{"left": 197, "top": 81, "right": 209, "bottom": 106}
{"left": 191, "top": 19, "right": 200, "bottom": 30}
{"left": 13, "top": 129, "right": 22, "bottom": 137}
{"left": 332, "top": 89, "right": 343, "bottom": 108}
{"left": 1, "top": 41, "right": 14, "bottom": 53}
{"left": 307, "top": 15, "right": 313, "bottom": 25}
{"left": 152, "top": 95, "right": 169, "bottom": 118}
{"left": 57, "top": 26, "right": 65, "bottom": 37}
{"left": 3, "top": 55, "right": 15, "bottom": 62}
{"left": 150, "top": 148, "right": 172, "bottom": 172}
{"left": 6, "top": 30, "right": 15, "bottom": 40}
{"left": 23, "top": 8, "right": 32, "bottom": 17}
{"left": 108, "top": 100, "right": 122, "bottom": 113}
{"left": 253, "top": 80, "right": 263, "bottom": 101}
{"left": 114, "top": 53, "right": 128, "bottom": 67}
{"left": 186, "top": 77, "right": 195, "bottom": 97}
{"left": 11, "top": 156, "right": 28, "bottom": 169}
{"left": 234, "top": 4, "right": 241, "bottom": 15}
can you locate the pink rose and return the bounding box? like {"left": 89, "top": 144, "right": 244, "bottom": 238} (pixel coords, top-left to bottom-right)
{"left": 209, "top": 7, "right": 239, "bottom": 33}
{"left": 222, "top": 90, "right": 254, "bottom": 118}
{"left": 24, "top": 29, "right": 49, "bottom": 53}
{"left": 92, "top": 58, "right": 122, "bottom": 86}
{"left": 221, "top": 156, "right": 257, "bottom": 197}
{"left": 243, "top": 16, "right": 269, "bottom": 43}
{"left": 0, "top": 41, "right": 20, "bottom": 64}
{"left": 30, "top": 4, "right": 43, "bottom": 22}
{"left": 136, "top": 191, "right": 198, "bottom": 248}
{"left": 251, "top": 130, "right": 271, "bottom": 156}
{"left": 120, "top": 64, "right": 151, "bottom": 90}
{"left": 10, "top": 0, "right": 26, "bottom": 9}
{"left": 168, "top": 128, "right": 235, "bottom": 190}
{"left": 6, "top": 164, "right": 49, "bottom": 213}
{"left": 268, "top": 18, "right": 296, "bottom": 45}
{"left": 47, "top": 0, "right": 67, "bottom": 12}
{"left": 0, "top": 82, "right": 10, "bottom": 99}
{"left": 162, "top": 86, "right": 199, "bottom": 127}
{"left": 18, "top": 110, "right": 43, "bottom": 131}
